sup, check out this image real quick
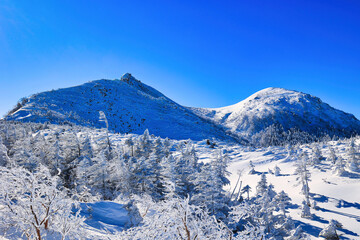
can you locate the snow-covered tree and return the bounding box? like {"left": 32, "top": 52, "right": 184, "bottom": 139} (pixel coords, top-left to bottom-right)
{"left": 210, "top": 149, "right": 230, "bottom": 185}
{"left": 248, "top": 160, "right": 255, "bottom": 174}
{"left": 285, "top": 144, "right": 295, "bottom": 161}
{"left": 256, "top": 173, "right": 268, "bottom": 196}
{"left": 301, "top": 200, "right": 311, "bottom": 218}
{"left": 319, "top": 219, "right": 342, "bottom": 240}
{"left": 81, "top": 135, "right": 93, "bottom": 159}
{"left": 86, "top": 151, "right": 112, "bottom": 199}
{"left": 347, "top": 139, "right": 359, "bottom": 172}
{"left": 274, "top": 190, "right": 292, "bottom": 216}
{"left": 288, "top": 225, "right": 307, "bottom": 240}
{"left": 119, "top": 197, "right": 232, "bottom": 240}
{"left": 274, "top": 165, "right": 281, "bottom": 176}
{"left": 138, "top": 129, "right": 151, "bottom": 158}
{"left": 328, "top": 147, "right": 337, "bottom": 164}
{"left": 0, "top": 135, "right": 9, "bottom": 166}
{"left": 294, "top": 153, "right": 311, "bottom": 206}
{"left": 0, "top": 165, "right": 84, "bottom": 239}
{"left": 310, "top": 144, "right": 323, "bottom": 165}
{"left": 192, "top": 163, "right": 229, "bottom": 219}
{"left": 160, "top": 154, "right": 178, "bottom": 199}
{"left": 241, "top": 185, "right": 251, "bottom": 201}
{"left": 99, "top": 111, "right": 112, "bottom": 154}
{"left": 333, "top": 156, "right": 346, "bottom": 176}
{"left": 231, "top": 181, "right": 294, "bottom": 239}
{"left": 124, "top": 136, "right": 135, "bottom": 157}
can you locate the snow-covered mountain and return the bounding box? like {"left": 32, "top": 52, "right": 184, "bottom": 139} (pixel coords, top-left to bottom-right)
{"left": 5, "top": 75, "right": 360, "bottom": 143}
{"left": 192, "top": 87, "right": 360, "bottom": 138}
{"left": 4, "top": 73, "right": 233, "bottom": 141}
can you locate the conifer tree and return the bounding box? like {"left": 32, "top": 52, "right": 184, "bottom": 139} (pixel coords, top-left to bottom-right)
{"left": 294, "top": 153, "right": 311, "bottom": 206}
{"left": 333, "top": 156, "right": 346, "bottom": 176}
{"left": 241, "top": 185, "right": 251, "bottom": 201}
{"left": 301, "top": 200, "right": 311, "bottom": 218}
{"left": 256, "top": 173, "right": 268, "bottom": 196}
{"left": 319, "top": 220, "right": 342, "bottom": 240}
{"left": 347, "top": 139, "right": 359, "bottom": 172}
{"left": 249, "top": 160, "right": 255, "bottom": 174}
{"left": 0, "top": 135, "right": 9, "bottom": 166}
{"left": 328, "top": 147, "right": 337, "bottom": 164}
{"left": 274, "top": 165, "right": 281, "bottom": 176}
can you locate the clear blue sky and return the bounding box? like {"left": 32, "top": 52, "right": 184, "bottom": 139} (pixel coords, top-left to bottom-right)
{"left": 1, "top": 0, "right": 359, "bottom": 118}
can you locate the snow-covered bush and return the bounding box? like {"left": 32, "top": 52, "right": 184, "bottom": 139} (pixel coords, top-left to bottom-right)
{"left": 0, "top": 165, "right": 84, "bottom": 239}
{"left": 118, "top": 197, "right": 232, "bottom": 240}
{"left": 319, "top": 219, "right": 342, "bottom": 239}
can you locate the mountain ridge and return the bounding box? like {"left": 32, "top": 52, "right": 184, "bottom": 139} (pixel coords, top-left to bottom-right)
{"left": 191, "top": 87, "right": 360, "bottom": 138}
{"left": 4, "top": 74, "right": 360, "bottom": 142}
{"left": 4, "top": 74, "right": 236, "bottom": 142}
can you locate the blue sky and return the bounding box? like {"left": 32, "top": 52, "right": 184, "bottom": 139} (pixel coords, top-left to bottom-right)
{"left": 0, "top": 0, "right": 359, "bottom": 118}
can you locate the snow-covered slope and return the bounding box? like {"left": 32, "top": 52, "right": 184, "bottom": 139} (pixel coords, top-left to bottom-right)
{"left": 192, "top": 87, "right": 360, "bottom": 138}
{"left": 5, "top": 78, "right": 360, "bottom": 143}
{"left": 196, "top": 137, "right": 360, "bottom": 239}
{"left": 4, "top": 73, "right": 233, "bottom": 141}
{"left": 0, "top": 121, "right": 359, "bottom": 239}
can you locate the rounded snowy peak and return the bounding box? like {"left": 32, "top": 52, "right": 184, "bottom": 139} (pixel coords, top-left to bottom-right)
{"left": 216, "top": 87, "right": 310, "bottom": 113}
{"left": 249, "top": 87, "right": 298, "bottom": 97}
{"left": 196, "top": 87, "right": 360, "bottom": 137}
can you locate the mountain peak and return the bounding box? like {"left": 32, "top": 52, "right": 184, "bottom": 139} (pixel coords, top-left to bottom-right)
{"left": 120, "top": 73, "right": 141, "bottom": 85}
{"left": 119, "top": 73, "right": 165, "bottom": 99}
{"left": 248, "top": 87, "right": 300, "bottom": 99}
{"left": 4, "top": 74, "right": 233, "bottom": 141}
{"left": 195, "top": 87, "right": 360, "bottom": 138}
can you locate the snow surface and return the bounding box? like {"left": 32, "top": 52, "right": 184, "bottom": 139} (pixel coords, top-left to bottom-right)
{"left": 195, "top": 138, "right": 360, "bottom": 239}
{"left": 80, "top": 136, "right": 360, "bottom": 239}
{"left": 79, "top": 202, "right": 130, "bottom": 233}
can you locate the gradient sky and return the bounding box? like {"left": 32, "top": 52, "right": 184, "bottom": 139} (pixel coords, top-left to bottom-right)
{"left": 0, "top": 0, "right": 359, "bottom": 118}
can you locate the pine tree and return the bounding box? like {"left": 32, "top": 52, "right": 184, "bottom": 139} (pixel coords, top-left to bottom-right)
{"left": 0, "top": 135, "right": 9, "bottom": 166}
{"left": 319, "top": 219, "right": 342, "bottom": 240}
{"left": 333, "top": 156, "right": 346, "bottom": 176}
{"left": 288, "top": 225, "right": 306, "bottom": 240}
{"left": 163, "top": 137, "right": 171, "bottom": 157}
{"left": 160, "top": 154, "right": 178, "bottom": 199}
{"left": 241, "top": 185, "right": 251, "bottom": 201}
{"left": 249, "top": 160, "right": 255, "bottom": 174}
{"left": 81, "top": 135, "right": 93, "bottom": 159}
{"left": 87, "top": 151, "right": 111, "bottom": 199}
{"left": 328, "top": 147, "right": 337, "bottom": 164}
{"left": 301, "top": 200, "right": 311, "bottom": 218}
{"left": 139, "top": 129, "right": 151, "bottom": 158}
{"left": 211, "top": 149, "right": 230, "bottom": 186}
{"left": 0, "top": 165, "right": 84, "bottom": 239}
{"left": 125, "top": 136, "right": 135, "bottom": 157}
{"left": 347, "top": 139, "right": 359, "bottom": 172}
{"left": 256, "top": 173, "right": 268, "bottom": 196}
{"left": 119, "top": 197, "right": 232, "bottom": 239}
{"left": 294, "top": 153, "right": 311, "bottom": 206}
{"left": 192, "top": 163, "right": 229, "bottom": 219}
{"left": 274, "top": 190, "right": 292, "bottom": 216}
{"left": 274, "top": 165, "right": 281, "bottom": 176}
{"left": 310, "top": 144, "right": 323, "bottom": 165}
{"left": 99, "top": 111, "right": 112, "bottom": 153}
